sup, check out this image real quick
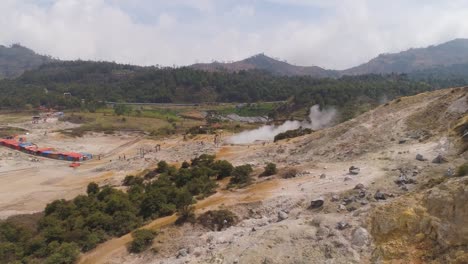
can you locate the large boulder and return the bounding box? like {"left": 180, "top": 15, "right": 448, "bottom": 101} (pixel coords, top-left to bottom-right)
{"left": 432, "top": 154, "right": 448, "bottom": 164}
{"left": 351, "top": 227, "right": 370, "bottom": 247}
{"left": 310, "top": 197, "right": 325, "bottom": 209}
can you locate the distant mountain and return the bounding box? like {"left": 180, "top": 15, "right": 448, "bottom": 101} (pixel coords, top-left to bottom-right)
{"left": 342, "top": 39, "right": 468, "bottom": 75}
{"left": 0, "top": 44, "right": 54, "bottom": 79}
{"left": 192, "top": 39, "right": 468, "bottom": 77}
{"left": 191, "top": 53, "right": 338, "bottom": 78}
{"left": 4, "top": 38, "right": 468, "bottom": 80}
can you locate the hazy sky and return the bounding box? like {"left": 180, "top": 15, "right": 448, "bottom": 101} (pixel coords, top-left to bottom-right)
{"left": 2, "top": 0, "right": 468, "bottom": 69}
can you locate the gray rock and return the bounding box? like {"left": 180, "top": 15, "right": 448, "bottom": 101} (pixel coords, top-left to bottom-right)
{"left": 351, "top": 227, "right": 370, "bottom": 247}
{"left": 374, "top": 190, "right": 386, "bottom": 200}
{"left": 358, "top": 190, "right": 366, "bottom": 198}
{"left": 336, "top": 221, "right": 351, "bottom": 230}
{"left": 432, "top": 154, "right": 448, "bottom": 164}
{"left": 343, "top": 196, "right": 354, "bottom": 205}
{"left": 344, "top": 176, "right": 352, "bottom": 181}
{"left": 331, "top": 195, "right": 340, "bottom": 202}
{"left": 338, "top": 204, "right": 346, "bottom": 211}
{"left": 277, "top": 211, "right": 288, "bottom": 221}
{"left": 177, "top": 248, "right": 188, "bottom": 258}
{"left": 354, "top": 183, "right": 365, "bottom": 190}
{"left": 416, "top": 154, "right": 427, "bottom": 161}
{"left": 445, "top": 168, "right": 454, "bottom": 177}
{"left": 349, "top": 166, "right": 360, "bottom": 175}
{"left": 310, "top": 197, "right": 325, "bottom": 209}
{"left": 320, "top": 173, "right": 326, "bottom": 179}
{"left": 398, "top": 139, "right": 407, "bottom": 144}
{"left": 316, "top": 227, "right": 330, "bottom": 238}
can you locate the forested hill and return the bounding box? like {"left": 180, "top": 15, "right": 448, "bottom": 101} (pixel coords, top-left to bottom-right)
{"left": 191, "top": 53, "right": 338, "bottom": 78}
{"left": 0, "top": 44, "right": 54, "bottom": 79}
{"left": 0, "top": 60, "right": 440, "bottom": 116}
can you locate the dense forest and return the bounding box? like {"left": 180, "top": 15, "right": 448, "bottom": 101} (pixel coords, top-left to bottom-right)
{"left": 0, "top": 60, "right": 466, "bottom": 119}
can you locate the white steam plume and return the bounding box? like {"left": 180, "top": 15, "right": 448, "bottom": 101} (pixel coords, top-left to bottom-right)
{"left": 227, "top": 105, "right": 336, "bottom": 144}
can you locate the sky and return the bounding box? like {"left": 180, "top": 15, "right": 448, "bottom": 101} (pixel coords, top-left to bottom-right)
{"left": 2, "top": 0, "right": 468, "bottom": 69}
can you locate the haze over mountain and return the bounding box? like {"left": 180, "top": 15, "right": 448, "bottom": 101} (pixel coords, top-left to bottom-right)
{"left": 0, "top": 44, "right": 54, "bottom": 79}
{"left": 191, "top": 53, "right": 338, "bottom": 78}
{"left": 342, "top": 38, "right": 468, "bottom": 75}
{"left": 191, "top": 39, "right": 468, "bottom": 77}
{"left": 2, "top": 39, "right": 468, "bottom": 80}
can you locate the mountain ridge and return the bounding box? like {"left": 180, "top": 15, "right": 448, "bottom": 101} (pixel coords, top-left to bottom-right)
{"left": 0, "top": 44, "right": 55, "bottom": 79}
{"left": 191, "top": 53, "right": 339, "bottom": 78}
{"left": 2, "top": 38, "right": 468, "bottom": 79}
{"left": 191, "top": 39, "right": 468, "bottom": 77}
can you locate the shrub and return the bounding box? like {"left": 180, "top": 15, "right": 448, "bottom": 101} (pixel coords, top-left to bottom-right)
{"left": 274, "top": 128, "right": 313, "bottom": 142}
{"left": 260, "top": 163, "right": 277, "bottom": 177}
{"left": 191, "top": 154, "right": 215, "bottom": 168}
{"left": 156, "top": 161, "right": 169, "bottom": 173}
{"left": 229, "top": 164, "right": 253, "bottom": 187}
{"left": 128, "top": 229, "right": 156, "bottom": 253}
{"left": 197, "top": 210, "right": 238, "bottom": 231}
{"left": 181, "top": 161, "right": 190, "bottom": 169}
{"left": 456, "top": 163, "right": 468, "bottom": 177}
{"left": 175, "top": 205, "right": 195, "bottom": 226}
{"left": 86, "top": 182, "right": 99, "bottom": 195}
{"left": 212, "top": 160, "right": 234, "bottom": 179}
{"left": 122, "top": 175, "right": 143, "bottom": 186}
{"left": 281, "top": 168, "right": 297, "bottom": 179}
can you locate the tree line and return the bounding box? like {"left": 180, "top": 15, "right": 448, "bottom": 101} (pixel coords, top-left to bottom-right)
{"left": 0, "top": 60, "right": 461, "bottom": 114}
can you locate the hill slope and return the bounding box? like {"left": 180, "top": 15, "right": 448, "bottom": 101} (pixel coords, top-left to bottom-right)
{"left": 191, "top": 53, "right": 338, "bottom": 78}
{"left": 80, "top": 86, "right": 468, "bottom": 264}
{"left": 0, "top": 44, "right": 54, "bottom": 79}
{"left": 343, "top": 38, "right": 468, "bottom": 75}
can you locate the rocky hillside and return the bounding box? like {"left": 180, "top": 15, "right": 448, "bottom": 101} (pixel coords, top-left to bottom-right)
{"left": 343, "top": 38, "right": 468, "bottom": 75}
{"left": 0, "top": 44, "right": 54, "bottom": 79}
{"left": 191, "top": 53, "right": 338, "bottom": 78}
{"left": 80, "top": 87, "right": 468, "bottom": 264}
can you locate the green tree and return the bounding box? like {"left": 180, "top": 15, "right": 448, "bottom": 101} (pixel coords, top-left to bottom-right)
{"left": 212, "top": 160, "right": 234, "bottom": 179}
{"left": 261, "top": 163, "right": 277, "bottom": 177}
{"left": 114, "top": 104, "right": 132, "bottom": 116}
{"left": 86, "top": 182, "right": 99, "bottom": 195}
{"left": 128, "top": 229, "right": 156, "bottom": 253}
{"left": 44, "top": 242, "right": 80, "bottom": 264}
{"left": 156, "top": 161, "right": 169, "bottom": 173}
{"left": 229, "top": 164, "right": 253, "bottom": 187}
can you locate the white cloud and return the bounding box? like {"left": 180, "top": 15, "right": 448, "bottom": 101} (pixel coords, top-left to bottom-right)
{"left": 1, "top": 0, "right": 468, "bottom": 69}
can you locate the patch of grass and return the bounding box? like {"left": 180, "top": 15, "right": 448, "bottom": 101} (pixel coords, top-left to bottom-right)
{"left": 0, "top": 112, "right": 33, "bottom": 124}
{"left": 0, "top": 126, "right": 28, "bottom": 137}
{"left": 456, "top": 163, "right": 468, "bottom": 177}
{"left": 60, "top": 111, "right": 203, "bottom": 137}
{"left": 217, "top": 102, "right": 277, "bottom": 117}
